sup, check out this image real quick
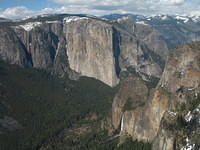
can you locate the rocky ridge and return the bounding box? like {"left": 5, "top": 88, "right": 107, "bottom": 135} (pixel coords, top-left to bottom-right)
{"left": 103, "top": 14, "right": 200, "bottom": 51}
{"left": 111, "top": 42, "right": 200, "bottom": 150}
{"left": 0, "top": 14, "right": 162, "bottom": 86}
{"left": 111, "top": 16, "right": 169, "bottom": 61}
{"left": 1, "top": 13, "right": 200, "bottom": 149}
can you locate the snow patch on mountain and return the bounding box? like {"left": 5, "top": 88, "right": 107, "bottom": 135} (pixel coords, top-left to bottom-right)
{"left": 136, "top": 21, "right": 148, "bottom": 26}
{"left": 180, "top": 138, "right": 195, "bottom": 150}
{"left": 161, "top": 15, "right": 168, "bottom": 20}
{"left": 175, "top": 16, "right": 189, "bottom": 23}
{"left": 63, "top": 16, "right": 89, "bottom": 23}
{"left": 46, "top": 21, "right": 60, "bottom": 24}
{"left": 190, "top": 16, "right": 200, "bottom": 22}
{"left": 184, "top": 111, "right": 193, "bottom": 122}
{"left": 184, "top": 104, "right": 200, "bottom": 124}
{"left": 116, "top": 16, "right": 130, "bottom": 22}
{"left": 19, "top": 22, "right": 42, "bottom": 31}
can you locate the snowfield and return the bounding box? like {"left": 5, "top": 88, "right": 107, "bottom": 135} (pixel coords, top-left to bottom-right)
{"left": 19, "top": 22, "right": 42, "bottom": 31}
{"left": 63, "top": 16, "right": 89, "bottom": 23}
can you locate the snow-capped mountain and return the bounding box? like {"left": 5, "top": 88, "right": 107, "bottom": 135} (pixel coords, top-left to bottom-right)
{"left": 103, "top": 14, "right": 200, "bottom": 49}
{"left": 103, "top": 14, "right": 200, "bottom": 24}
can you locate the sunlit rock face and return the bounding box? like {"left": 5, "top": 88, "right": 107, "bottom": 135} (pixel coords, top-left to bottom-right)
{"left": 116, "top": 88, "right": 170, "bottom": 142}
{"left": 62, "top": 16, "right": 162, "bottom": 86}
{"left": 0, "top": 27, "right": 31, "bottom": 67}
{"left": 63, "top": 17, "right": 119, "bottom": 87}
{"left": 111, "top": 42, "right": 200, "bottom": 149}
{"left": 0, "top": 15, "right": 162, "bottom": 87}
{"left": 112, "top": 16, "right": 169, "bottom": 60}
{"left": 112, "top": 76, "right": 149, "bottom": 131}
{"left": 158, "top": 43, "right": 200, "bottom": 106}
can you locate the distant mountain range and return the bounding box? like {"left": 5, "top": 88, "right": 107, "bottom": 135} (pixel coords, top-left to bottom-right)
{"left": 0, "top": 13, "right": 200, "bottom": 86}
{"left": 102, "top": 13, "right": 200, "bottom": 23}
{"left": 0, "top": 17, "right": 11, "bottom": 22}
{"left": 0, "top": 14, "right": 165, "bottom": 86}
{"left": 103, "top": 14, "right": 200, "bottom": 49}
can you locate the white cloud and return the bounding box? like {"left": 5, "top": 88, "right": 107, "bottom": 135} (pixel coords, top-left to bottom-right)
{"left": 0, "top": 6, "right": 119, "bottom": 19}
{"left": 0, "top": 0, "right": 200, "bottom": 19}
{"left": 189, "top": 11, "right": 200, "bottom": 16}
{"left": 0, "top": 6, "right": 34, "bottom": 19}
{"left": 0, "top": 6, "right": 63, "bottom": 19}
{"left": 49, "top": 0, "right": 200, "bottom": 15}
{"left": 51, "top": 0, "right": 185, "bottom": 6}
{"left": 160, "top": 0, "right": 185, "bottom": 5}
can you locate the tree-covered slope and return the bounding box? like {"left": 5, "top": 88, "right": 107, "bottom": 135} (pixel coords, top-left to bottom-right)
{"left": 0, "top": 60, "right": 116, "bottom": 150}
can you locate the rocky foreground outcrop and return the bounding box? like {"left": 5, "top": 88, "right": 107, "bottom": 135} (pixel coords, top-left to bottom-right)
{"left": 111, "top": 42, "right": 200, "bottom": 149}
{"left": 0, "top": 15, "right": 162, "bottom": 87}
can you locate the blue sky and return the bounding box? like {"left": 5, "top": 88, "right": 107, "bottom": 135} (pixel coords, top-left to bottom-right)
{"left": 0, "top": 0, "right": 200, "bottom": 19}
{"left": 0, "top": 0, "right": 61, "bottom": 10}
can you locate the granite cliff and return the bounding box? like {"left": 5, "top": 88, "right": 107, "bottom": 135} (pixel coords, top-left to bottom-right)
{"left": 104, "top": 14, "right": 200, "bottom": 50}
{"left": 111, "top": 16, "right": 169, "bottom": 61}
{"left": 0, "top": 14, "right": 162, "bottom": 87}
{"left": 111, "top": 42, "right": 200, "bottom": 149}
{"left": 1, "top": 14, "right": 200, "bottom": 149}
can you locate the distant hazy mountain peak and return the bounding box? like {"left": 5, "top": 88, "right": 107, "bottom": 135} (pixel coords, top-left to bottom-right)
{"left": 0, "top": 17, "right": 11, "bottom": 22}
{"left": 19, "top": 14, "right": 55, "bottom": 21}
{"left": 103, "top": 13, "right": 200, "bottom": 25}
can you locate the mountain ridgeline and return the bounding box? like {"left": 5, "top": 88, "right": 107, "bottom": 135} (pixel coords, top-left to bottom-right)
{"left": 0, "top": 14, "right": 165, "bottom": 87}
{"left": 103, "top": 14, "right": 200, "bottom": 49}
{"left": 0, "top": 14, "right": 200, "bottom": 150}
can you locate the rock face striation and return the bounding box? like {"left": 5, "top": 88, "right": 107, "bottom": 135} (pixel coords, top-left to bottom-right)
{"left": 0, "top": 27, "right": 32, "bottom": 67}
{"left": 0, "top": 14, "right": 162, "bottom": 87}
{"left": 64, "top": 17, "right": 119, "bottom": 86}
{"left": 104, "top": 14, "right": 200, "bottom": 51}
{"left": 111, "top": 42, "right": 200, "bottom": 149}
{"left": 112, "top": 16, "right": 169, "bottom": 61}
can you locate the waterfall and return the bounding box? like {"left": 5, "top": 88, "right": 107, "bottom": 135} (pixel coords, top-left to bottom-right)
{"left": 120, "top": 115, "right": 124, "bottom": 133}
{"left": 132, "top": 25, "right": 135, "bottom": 33}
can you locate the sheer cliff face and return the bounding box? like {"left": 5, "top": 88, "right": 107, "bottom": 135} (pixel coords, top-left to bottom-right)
{"left": 60, "top": 16, "right": 162, "bottom": 85}
{"left": 159, "top": 43, "right": 200, "bottom": 106}
{"left": 112, "top": 83, "right": 170, "bottom": 142}
{"left": 0, "top": 15, "right": 162, "bottom": 87}
{"left": 119, "top": 34, "right": 162, "bottom": 78}
{"left": 112, "top": 42, "right": 200, "bottom": 149}
{"left": 64, "top": 18, "right": 119, "bottom": 86}
{"left": 112, "top": 76, "right": 149, "bottom": 130}
{"left": 14, "top": 22, "right": 62, "bottom": 69}
{"left": 0, "top": 27, "right": 31, "bottom": 67}
{"left": 112, "top": 17, "right": 169, "bottom": 60}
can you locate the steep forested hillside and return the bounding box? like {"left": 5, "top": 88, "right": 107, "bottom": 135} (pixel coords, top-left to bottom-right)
{"left": 0, "top": 60, "right": 152, "bottom": 150}
{"left": 0, "top": 60, "right": 117, "bottom": 150}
